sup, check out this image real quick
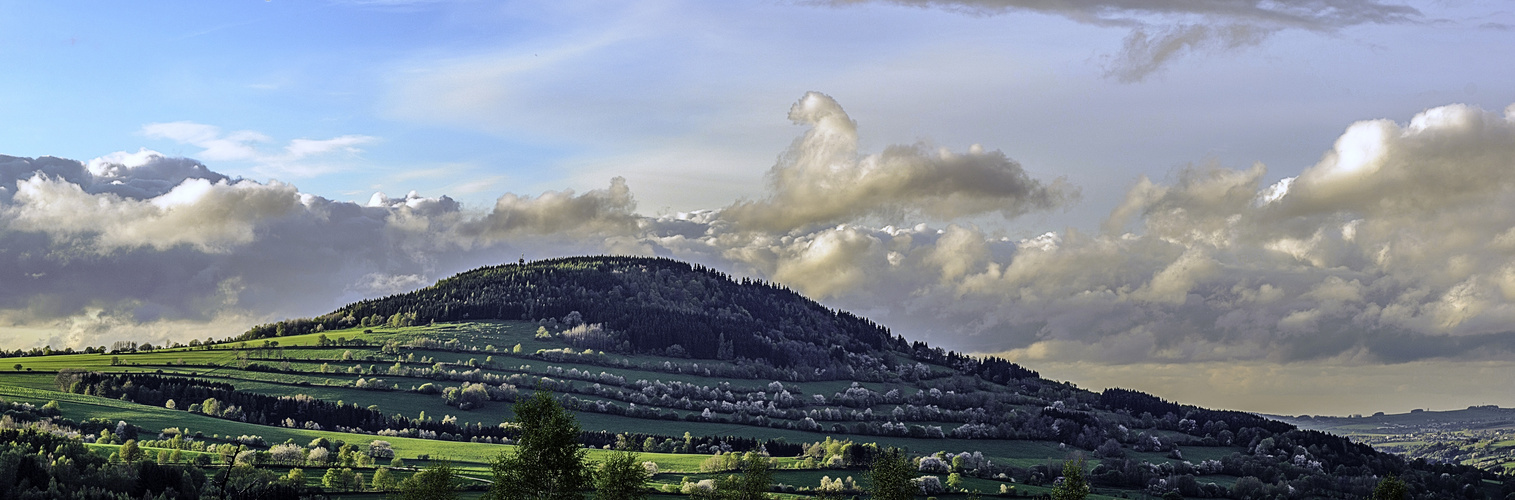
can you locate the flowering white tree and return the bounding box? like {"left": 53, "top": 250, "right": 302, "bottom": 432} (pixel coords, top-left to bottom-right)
{"left": 914, "top": 476, "right": 944, "bottom": 495}
{"left": 368, "top": 440, "right": 394, "bottom": 459}
{"left": 918, "top": 456, "right": 949, "bottom": 473}
{"left": 307, "top": 446, "right": 330, "bottom": 466}
{"left": 270, "top": 443, "right": 305, "bottom": 465}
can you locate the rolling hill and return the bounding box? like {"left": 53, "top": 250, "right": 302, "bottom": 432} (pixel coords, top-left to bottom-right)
{"left": 0, "top": 256, "right": 1507, "bottom": 499}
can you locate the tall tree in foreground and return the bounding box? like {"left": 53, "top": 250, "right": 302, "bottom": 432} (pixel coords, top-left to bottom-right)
{"left": 397, "top": 457, "right": 459, "bottom": 500}
{"left": 866, "top": 447, "right": 916, "bottom": 500}
{"left": 594, "top": 449, "right": 651, "bottom": 500}
{"left": 1372, "top": 475, "right": 1408, "bottom": 500}
{"left": 1051, "top": 457, "right": 1089, "bottom": 500}
{"left": 489, "top": 390, "right": 590, "bottom": 500}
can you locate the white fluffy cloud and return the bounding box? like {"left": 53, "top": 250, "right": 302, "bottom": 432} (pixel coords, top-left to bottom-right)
{"left": 719, "top": 92, "right": 1075, "bottom": 232}
{"left": 950, "top": 102, "right": 1515, "bottom": 365}
{"left": 6, "top": 96, "right": 1515, "bottom": 381}
{"left": 462, "top": 177, "right": 639, "bottom": 239}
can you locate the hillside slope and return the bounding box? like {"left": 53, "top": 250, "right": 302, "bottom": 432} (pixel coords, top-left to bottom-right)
{"left": 245, "top": 256, "right": 1036, "bottom": 382}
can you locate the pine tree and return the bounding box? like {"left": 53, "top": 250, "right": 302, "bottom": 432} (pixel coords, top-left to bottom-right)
{"left": 489, "top": 391, "right": 590, "bottom": 500}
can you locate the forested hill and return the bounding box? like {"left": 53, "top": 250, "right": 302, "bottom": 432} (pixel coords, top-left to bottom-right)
{"left": 240, "top": 256, "right": 1036, "bottom": 382}
{"left": 205, "top": 256, "right": 1510, "bottom": 496}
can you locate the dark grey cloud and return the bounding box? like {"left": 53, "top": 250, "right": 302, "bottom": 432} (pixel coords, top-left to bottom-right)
{"left": 827, "top": 0, "right": 1418, "bottom": 26}
{"left": 822, "top": 0, "right": 1420, "bottom": 81}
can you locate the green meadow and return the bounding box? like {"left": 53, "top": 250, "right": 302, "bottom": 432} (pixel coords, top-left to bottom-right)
{"left": 0, "top": 320, "right": 1254, "bottom": 498}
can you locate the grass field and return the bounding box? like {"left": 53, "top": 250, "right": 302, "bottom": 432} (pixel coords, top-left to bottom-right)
{"left": 0, "top": 321, "right": 1117, "bottom": 463}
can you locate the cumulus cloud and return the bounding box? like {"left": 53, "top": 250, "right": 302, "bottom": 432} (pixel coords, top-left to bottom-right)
{"left": 4, "top": 175, "right": 300, "bottom": 253}
{"left": 0, "top": 152, "right": 609, "bottom": 349}
{"left": 461, "top": 177, "right": 639, "bottom": 239}
{"left": 7, "top": 96, "right": 1515, "bottom": 384}
{"left": 720, "top": 92, "right": 1075, "bottom": 232}
{"left": 948, "top": 102, "right": 1515, "bottom": 365}
{"left": 823, "top": 0, "right": 1420, "bottom": 81}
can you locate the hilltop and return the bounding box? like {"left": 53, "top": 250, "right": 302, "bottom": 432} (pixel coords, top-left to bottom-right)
{"left": 244, "top": 256, "right": 1038, "bottom": 383}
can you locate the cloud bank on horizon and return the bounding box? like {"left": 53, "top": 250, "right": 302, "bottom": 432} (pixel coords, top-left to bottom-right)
{"left": 4, "top": 93, "right": 1515, "bottom": 382}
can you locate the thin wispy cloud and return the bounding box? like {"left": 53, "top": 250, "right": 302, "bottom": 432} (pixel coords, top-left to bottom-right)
{"left": 142, "top": 121, "right": 377, "bottom": 178}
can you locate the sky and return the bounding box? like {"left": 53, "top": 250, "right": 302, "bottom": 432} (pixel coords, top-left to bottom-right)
{"left": 1, "top": 0, "right": 1514, "bottom": 416}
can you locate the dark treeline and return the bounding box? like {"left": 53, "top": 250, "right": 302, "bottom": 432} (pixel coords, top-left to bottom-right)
{"left": 905, "top": 340, "right": 1038, "bottom": 383}
{"left": 58, "top": 370, "right": 490, "bottom": 439}
{"left": 0, "top": 345, "right": 109, "bottom": 358}
{"left": 236, "top": 256, "right": 1037, "bottom": 380}
{"left": 1098, "top": 388, "right": 1294, "bottom": 434}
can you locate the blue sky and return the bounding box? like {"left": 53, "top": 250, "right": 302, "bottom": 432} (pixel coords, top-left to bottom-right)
{"left": 3, "top": 0, "right": 1515, "bottom": 414}
{"left": 8, "top": 0, "right": 1509, "bottom": 223}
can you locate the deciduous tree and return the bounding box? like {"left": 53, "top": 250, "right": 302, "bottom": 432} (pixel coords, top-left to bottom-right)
{"left": 717, "top": 452, "right": 773, "bottom": 500}
{"left": 488, "top": 390, "right": 590, "bottom": 500}
{"left": 1372, "top": 475, "right": 1408, "bottom": 500}
{"left": 594, "top": 449, "right": 650, "bottom": 500}
{"left": 371, "top": 467, "right": 398, "bottom": 492}
{"left": 119, "top": 439, "right": 143, "bottom": 462}
{"left": 866, "top": 448, "right": 915, "bottom": 500}
{"left": 398, "top": 458, "right": 459, "bottom": 500}
{"left": 1051, "top": 458, "right": 1089, "bottom": 500}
